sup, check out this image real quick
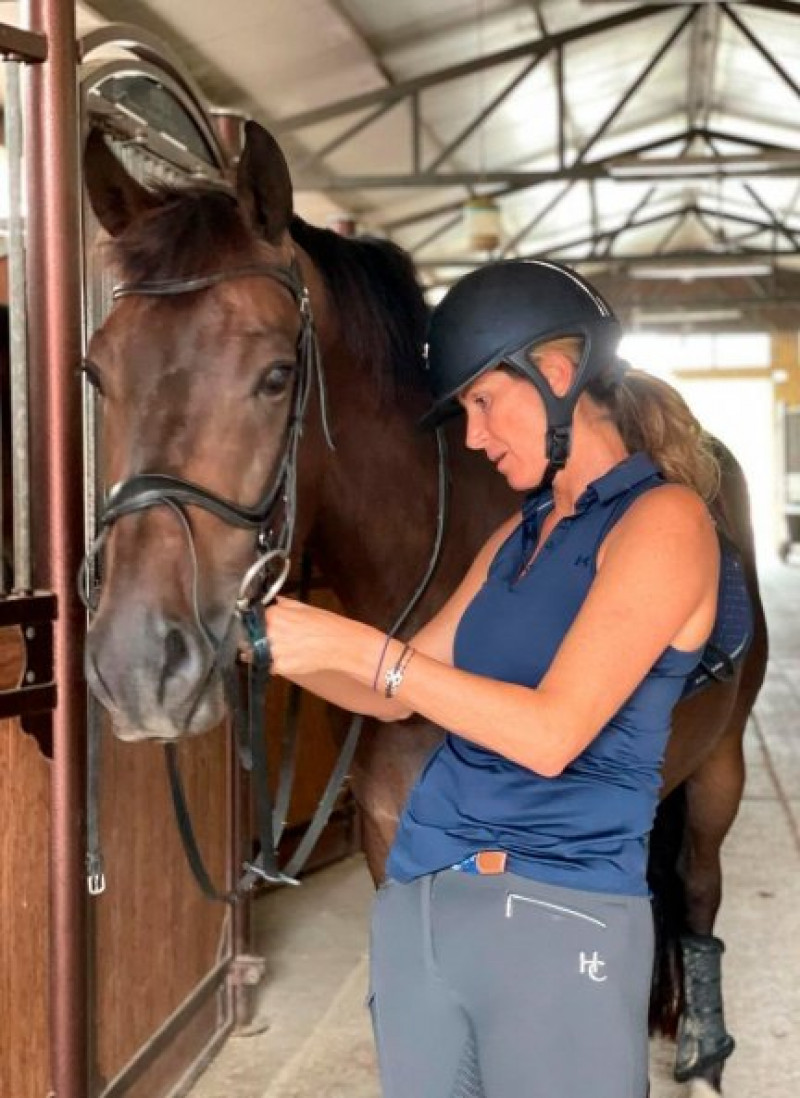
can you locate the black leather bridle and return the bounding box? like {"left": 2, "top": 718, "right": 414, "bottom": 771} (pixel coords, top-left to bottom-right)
{"left": 82, "top": 257, "right": 449, "bottom": 903}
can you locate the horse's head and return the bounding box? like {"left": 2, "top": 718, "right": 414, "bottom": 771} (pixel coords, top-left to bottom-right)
{"left": 83, "top": 122, "right": 312, "bottom": 740}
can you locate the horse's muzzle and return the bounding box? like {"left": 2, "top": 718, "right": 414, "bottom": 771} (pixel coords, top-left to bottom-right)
{"left": 85, "top": 609, "right": 226, "bottom": 739}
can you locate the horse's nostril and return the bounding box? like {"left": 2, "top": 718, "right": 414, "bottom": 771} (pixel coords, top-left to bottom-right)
{"left": 158, "top": 625, "right": 205, "bottom": 710}
{"left": 164, "top": 627, "right": 190, "bottom": 675}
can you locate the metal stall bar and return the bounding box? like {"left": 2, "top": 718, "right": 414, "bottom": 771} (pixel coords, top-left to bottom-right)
{"left": 6, "top": 58, "right": 30, "bottom": 594}
{"left": 22, "top": 4, "right": 87, "bottom": 1098}
{"left": 0, "top": 26, "right": 46, "bottom": 598}
{"left": 0, "top": 21, "right": 58, "bottom": 740}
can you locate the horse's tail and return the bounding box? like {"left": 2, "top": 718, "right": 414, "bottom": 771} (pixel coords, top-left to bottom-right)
{"left": 647, "top": 784, "right": 687, "bottom": 1037}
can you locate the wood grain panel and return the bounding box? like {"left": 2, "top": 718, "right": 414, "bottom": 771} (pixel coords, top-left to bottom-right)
{"left": 93, "top": 716, "right": 230, "bottom": 1091}
{"left": 93, "top": 581, "right": 357, "bottom": 1093}
{"left": 0, "top": 624, "right": 24, "bottom": 689}
{"left": 0, "top": 717, "right": 51, "bottom": 1098}
{"left": 122, "top": 994, "right": 227, "bottom": 1098}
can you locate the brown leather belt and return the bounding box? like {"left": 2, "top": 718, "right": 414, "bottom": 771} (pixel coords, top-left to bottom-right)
{"left": 452, "top": 850, "right": 508, "bottom": 875}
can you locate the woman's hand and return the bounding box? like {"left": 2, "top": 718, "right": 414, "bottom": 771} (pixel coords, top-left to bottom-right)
{"left": 262, "top": 597, "right": 379, "bottom": 680}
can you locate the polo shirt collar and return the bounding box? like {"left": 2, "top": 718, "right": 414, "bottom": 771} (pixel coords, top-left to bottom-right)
{"left": 522, "top": 452, "right": 662, "bottom": 526}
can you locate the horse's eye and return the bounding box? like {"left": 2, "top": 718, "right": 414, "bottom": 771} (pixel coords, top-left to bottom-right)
{"left": 80, "top": 358, "right": 105, "bottom": 396}
{"left": 253, "top": 363, "right": 294, "bottom": 398}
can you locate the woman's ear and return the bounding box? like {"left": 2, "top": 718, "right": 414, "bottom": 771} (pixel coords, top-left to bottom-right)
{"left": 535, "top": 349, "right": 576, "bottom": 398}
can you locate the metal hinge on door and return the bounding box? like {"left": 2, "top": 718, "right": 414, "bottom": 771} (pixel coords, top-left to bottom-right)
{"left": 0, "top": 592, "right": 57, "bottom": 748}
{"left": 229, "top": 954, "right": 267, "bottom": 988}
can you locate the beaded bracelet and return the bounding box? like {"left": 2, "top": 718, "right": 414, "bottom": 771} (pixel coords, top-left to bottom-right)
{"left": 384, "top": 643, "right": 416, "bottom": 699}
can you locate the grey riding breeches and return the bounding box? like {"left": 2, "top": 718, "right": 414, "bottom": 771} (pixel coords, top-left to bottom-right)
{"left": 368, "top": 870, "right": 654, "bottom": 1098}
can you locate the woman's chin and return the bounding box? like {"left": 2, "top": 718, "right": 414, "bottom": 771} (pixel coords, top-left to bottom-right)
{"left": 489, "top": 453, "right": 544, "bottom": 492}
{"left": 498, "top": 464, "right": 536, "bottom": 492}
{"left": 509, "top": 471, "right": 546, "bottom": 493}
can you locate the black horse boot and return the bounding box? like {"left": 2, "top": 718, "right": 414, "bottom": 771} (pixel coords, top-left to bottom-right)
{"left": 674, "top": 933, "right": 735, "bottom": 1083}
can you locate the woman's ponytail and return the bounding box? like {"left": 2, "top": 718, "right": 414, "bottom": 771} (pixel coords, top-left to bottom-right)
{"left": 529, "top": 336, "right": 720, "bottom": 501}
{"left": 602, "top": 370, "right": 720, "bottom": 501}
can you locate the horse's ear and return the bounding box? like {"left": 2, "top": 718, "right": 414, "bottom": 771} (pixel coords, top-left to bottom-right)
{"left": 83, "top": 129, "right": 158, "bottom": 237}
{"left": 236, "top": 121, "right": 294, "bottom": 245}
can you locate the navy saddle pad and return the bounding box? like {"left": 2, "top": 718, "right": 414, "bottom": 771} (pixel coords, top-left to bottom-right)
{"left": 681, "top": 533, "right": 755, "bottom": 700}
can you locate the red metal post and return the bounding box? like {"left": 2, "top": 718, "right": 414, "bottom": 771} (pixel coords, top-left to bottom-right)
{"left": 23, "top": 1, "right": 88, "bottom": 1095}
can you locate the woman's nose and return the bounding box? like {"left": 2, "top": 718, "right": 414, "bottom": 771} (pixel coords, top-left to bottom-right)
{"left": 464, "top": 410, "right": 486, "bottom": 451}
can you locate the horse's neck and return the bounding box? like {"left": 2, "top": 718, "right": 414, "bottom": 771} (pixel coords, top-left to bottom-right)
{"left": 304, "top": 390, "right": 519, "bottom": 632}
{"left": 308, "top": 394, "right": 443, "bottom": 628}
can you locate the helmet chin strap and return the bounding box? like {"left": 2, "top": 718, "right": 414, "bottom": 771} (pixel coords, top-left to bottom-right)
{"left": 536, "top": 431, "right": 566, "bottom": 491}
{"left": 533, "top": 423, "right": 573, "bottom": 492}
{"left": 505, "top": 324, "right": 624, "bottom": 494}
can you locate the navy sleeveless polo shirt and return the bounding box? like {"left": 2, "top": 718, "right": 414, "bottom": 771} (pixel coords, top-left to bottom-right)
{"left": 386, "top": 452, "right": 702, "bottom": 896}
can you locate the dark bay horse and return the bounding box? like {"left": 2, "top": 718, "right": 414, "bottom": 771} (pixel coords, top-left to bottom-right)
{"left": 82, "top": 122, "right": 767, "bottom": 1095}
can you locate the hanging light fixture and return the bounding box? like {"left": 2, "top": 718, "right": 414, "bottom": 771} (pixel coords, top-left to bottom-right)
{"left": 463, "top": 0, "right": 503, "bottom": 254}
{"left": 326, "top": 213, "right": 358, "bottom": 237}
{"left": 464, "top": 195, "right": 503, "bottom": 252}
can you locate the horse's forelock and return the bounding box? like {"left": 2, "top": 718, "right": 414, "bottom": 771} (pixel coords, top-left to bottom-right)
{"left": 108, "top": 189, "right": 429, "bottom": 400}
{"left": 111, "top": 184, "right": 260, "bottom": 285}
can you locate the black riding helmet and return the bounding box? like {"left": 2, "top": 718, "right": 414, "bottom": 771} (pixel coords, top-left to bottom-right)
{"left": 422, "top": 259, "right": 622, "bottom": 487}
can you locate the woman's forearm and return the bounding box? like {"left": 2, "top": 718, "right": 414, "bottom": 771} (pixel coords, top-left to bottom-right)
{"left": 282, "top": 668, "right": 413, "bottom": 722}
{"left": 334, "top": 635, "right": 560, "bottom": 772}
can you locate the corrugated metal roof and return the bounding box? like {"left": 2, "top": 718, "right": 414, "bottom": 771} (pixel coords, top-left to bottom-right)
{"left": 17, "top": 0, "right": 800, "bottom": 321}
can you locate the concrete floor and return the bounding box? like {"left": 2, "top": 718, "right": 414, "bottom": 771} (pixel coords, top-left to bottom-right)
{"left": 187, "top": 561, "right": 800, "bottom": 1098}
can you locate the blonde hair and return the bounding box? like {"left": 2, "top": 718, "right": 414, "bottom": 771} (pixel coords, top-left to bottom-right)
{"left": 528, "top": 336, "right": 720, "bottom": 502}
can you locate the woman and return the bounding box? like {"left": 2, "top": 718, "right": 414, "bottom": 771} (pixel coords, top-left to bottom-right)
{"left": 264, "top": 259, "right": 720, "bottom": 1098}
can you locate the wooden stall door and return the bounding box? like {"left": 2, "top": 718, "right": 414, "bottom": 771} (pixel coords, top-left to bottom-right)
{"left": 92, "top": 719, "right": 231, "bottom": 1097}
{"left": 0, "top": 633, "right": 51, "bottom": 1098}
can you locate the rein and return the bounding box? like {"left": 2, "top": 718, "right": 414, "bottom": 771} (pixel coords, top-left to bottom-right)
{"left": 82, "top": 258, "right": 448, "bottom": 903}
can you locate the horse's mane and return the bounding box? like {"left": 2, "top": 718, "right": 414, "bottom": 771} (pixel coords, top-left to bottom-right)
{"left": 110, "top": 185, "right": 429, "bottom": 398}
{"left": 290, "top": 216, "right": 428, "bottom": 398}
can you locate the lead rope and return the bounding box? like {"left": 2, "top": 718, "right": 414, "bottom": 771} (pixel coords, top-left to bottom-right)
{"left": 241, "top": 425, "right": 449, "bottom": 890}
{"left": 135, "top": 419, "right": 448, "bottom": 902}
{"left": 84, "top": 424, "right": 449, "bottom": 901}
{"left": 271, "top": 550, "right": 313, "bottom": 843}
{"left": 167, "top": 503, "right": 295, "bottom": 895}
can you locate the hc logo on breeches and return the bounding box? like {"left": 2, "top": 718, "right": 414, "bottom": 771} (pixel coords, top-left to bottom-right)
{"left": 579, "top": 950, "right": 607, "bottom": 982}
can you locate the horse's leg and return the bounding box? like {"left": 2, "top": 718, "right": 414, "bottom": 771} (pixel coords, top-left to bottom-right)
{"left": 350, "top": 718, "right": 441, "bottom": 885}
{"left": 674, "top": 708, "right": 747, "bottom": 1092}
